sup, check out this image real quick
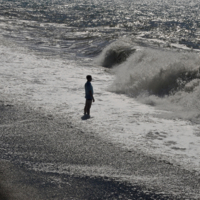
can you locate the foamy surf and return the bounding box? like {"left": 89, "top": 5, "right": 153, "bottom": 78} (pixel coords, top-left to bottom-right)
{"left": 1, "top": 44, "right": 200, "bottom": 174}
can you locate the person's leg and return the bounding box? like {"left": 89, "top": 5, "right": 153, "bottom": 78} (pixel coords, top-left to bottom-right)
{"left": 86, "top": 100, "right": 92, "bottom": 116}
{"left": 84, "top": 100, "right": 87, "bottom": 115}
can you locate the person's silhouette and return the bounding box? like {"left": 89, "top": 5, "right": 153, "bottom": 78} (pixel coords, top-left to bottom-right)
{"left": 84, "top": 75, "right": 95, "bottom": 117}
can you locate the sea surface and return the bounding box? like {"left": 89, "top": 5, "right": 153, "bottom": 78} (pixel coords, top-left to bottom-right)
{"left": 1, "top": 0, "right": 200, "bottom": 121}
{"left": 1, "top": 0, "right": 200, "bottom": 194}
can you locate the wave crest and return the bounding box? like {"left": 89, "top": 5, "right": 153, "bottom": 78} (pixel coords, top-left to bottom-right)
{"left": 96, "top": 40, "right": 135, "bottom": 68}
{"left": 109, "top": 48, "right": 200, "bottom": 96}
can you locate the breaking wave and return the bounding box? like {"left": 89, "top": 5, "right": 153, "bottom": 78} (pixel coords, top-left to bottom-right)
{"left": 108, "top": 47, "right": 200, "bottom": 122}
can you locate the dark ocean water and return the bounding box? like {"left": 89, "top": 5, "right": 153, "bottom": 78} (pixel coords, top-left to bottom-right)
{"left": 1, "top": 0, "right": 200, "bottom": 58}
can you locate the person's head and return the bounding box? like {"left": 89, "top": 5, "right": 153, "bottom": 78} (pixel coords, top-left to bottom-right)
{"left": 86, "top": 75, "right": 92, "bottom": 82}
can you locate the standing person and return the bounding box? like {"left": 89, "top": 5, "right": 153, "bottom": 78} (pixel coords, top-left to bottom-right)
{"left": 84, "top": 75, "right": 95, "bottom": 116}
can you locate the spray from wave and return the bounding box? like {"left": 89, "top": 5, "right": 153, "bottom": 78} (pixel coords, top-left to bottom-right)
{"left": 100, "top": 45, "right": 200, "bottom": 122}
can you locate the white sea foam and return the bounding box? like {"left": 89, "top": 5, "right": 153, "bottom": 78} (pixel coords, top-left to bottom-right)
{"left": 1, "top": 44, "right": 200, "bottom": 173}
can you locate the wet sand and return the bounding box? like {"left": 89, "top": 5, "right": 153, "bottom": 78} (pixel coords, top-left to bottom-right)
{"left": 0, "top": 102, "right": 199, "bottom": 200}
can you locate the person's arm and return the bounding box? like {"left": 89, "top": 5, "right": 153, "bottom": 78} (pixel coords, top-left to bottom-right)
{"left": 89, "top": 90, "right": 95, "bottom": 102}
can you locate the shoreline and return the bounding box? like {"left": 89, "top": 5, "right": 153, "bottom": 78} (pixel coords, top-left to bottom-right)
{"left": 0, "top": 101, "right": 200, "bottom": 199}
{"left": 1, "top": 44, "right": 200, "bottom": 174}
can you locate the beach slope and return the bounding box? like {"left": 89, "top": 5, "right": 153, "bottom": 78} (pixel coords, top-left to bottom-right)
{"left": 0, "top": 102, "right": 200, "bottom": 199}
